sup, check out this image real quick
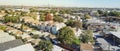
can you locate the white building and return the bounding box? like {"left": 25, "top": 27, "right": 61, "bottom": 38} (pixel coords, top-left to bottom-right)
{"left": 0, "top": 32, "right": 15, "bottom": 43}
{"left": 52, "top": 45, "right": 66, "bottom": 51}
{"left": 5, "top": 44, "right": 35, "bottom": 51}
{"left": 54, "top": 22, "right": 66, "bottom": 31}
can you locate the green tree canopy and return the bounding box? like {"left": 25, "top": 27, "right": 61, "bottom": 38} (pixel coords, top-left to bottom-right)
{"left": 21, "top": 11, "right": 28, "bottom": 16}
{"left": 40, "top": 13, "right": 45, "bottom": 21}
{"left": 0, "top": 25, "right": 7, "bottom": 31}
{"left": 59, "top": 10, "right": 66, "bottom": 14}
{"left": 84, "top": 14, "right": 91, "bottom": 19}
{"left": 102, "top": 11, "right": 109, "bottom": 17}
{"left": 59, "top": 9, "right": 72, "bottom": 14}
{"left": 38, "top": 40, "right": 53, "bottom": 51}
{"left": 50, "top": 9, "right": 57, "bottom": 15}
{"left": 80, "top": 30, "right": 94, "bottom": 43}
{"left": 29, "top": 8, "right": 38, "bottom": 12}
{"left": 4, "top": 15, "right": 20, "bottom": 23}
{"left": 81, "top": 34, "right": 90, "bottom": 43}
{"left": 53, "top": 16, "right": 64, "bottom": 23}
{"left": 57, "top": 26, "right": 76, "bottom": 45}
{"left": 97, "top": 10, "right": 104, "bottom": 14}
{"left": 108, "top": 11, "right": 120, "bottom": 17}
{"left": 65, "top": 20, "right": 82, "bottom": 29}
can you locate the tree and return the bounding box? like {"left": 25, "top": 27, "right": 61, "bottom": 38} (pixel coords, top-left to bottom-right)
{"left": 57, "top": 27, "right": 76, "bottom": 45}
{"left": 0, "top": 25, "right": 7, "bottom": 31}
{"left": 40, "top": 15, "right": 45, "bottom": 21}
{"left": 65, "top": 9, "right": 72, "bottom": 14}
{"left": 53, "top": 16, "right": 64, "bottom": 23}
{"left": 59, "top": 9, "right": 72, "bottom": 14}
{"left": 84, "top": 14, "right": 91, "bottom": 19}
{"left": 20, "top": 24, "right": 24, "bottom": 30}
{"left": 74, "top": 21, "right": 83, "bottom": 29}
{"left": 65, "top": 20, "right": 74, "bottom": 27}
{"left": 108, "top": 11, "right": 120, "bottom": 17}
{"left": 4, "top": 15, "right": 20, "bottom": 23}
{"left": 38, "top": 40, "right": 53, "bottom": 51}
{"left": 32, "top": 34, "right": 39, "bottom": 39}
{"left": 21, "top": 11, "right": 28, "bottom": 16}
{"left": 40, "top": 14, "right": 45, "bottom": 21}
{"left": 97, "top": 10, "right": 104, "bottom": 14}
{"left": 28, "top": 12, "right": 37, "bottom": 20}
{"left": 59, "top": 10, "right": 66, "bottom": 14}
{"left": 29, "top": 8, "right": 38, "bottom": 12}
{"left": 81, "top": 34, "right": 90, "bottom": 43}
{"left": 80, "top": 30, "right": 94, "bottom": 43}
{"left": 102, "top": 11, "right": 109, "bottom": 17}
{"left": 65, "top": 20, "right": 82, "bottom": 29}
{"left": 94, "top": 12, "right": 100, "bottom": 17}
{"left": 50, "top": 9, "right": 57, "bottom": 15}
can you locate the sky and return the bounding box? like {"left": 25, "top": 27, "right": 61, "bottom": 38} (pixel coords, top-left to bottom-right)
{"left": 0, "top": 0, "right": 120, "bottom": 8}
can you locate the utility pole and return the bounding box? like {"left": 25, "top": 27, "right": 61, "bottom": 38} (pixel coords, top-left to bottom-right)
{"left": 108, "top": 43, "right": 111, "bottom": 51}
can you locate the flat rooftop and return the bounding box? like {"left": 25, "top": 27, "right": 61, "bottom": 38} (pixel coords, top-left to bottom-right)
{"left": 0, "top": 39, "right": 24, "bottom": 51}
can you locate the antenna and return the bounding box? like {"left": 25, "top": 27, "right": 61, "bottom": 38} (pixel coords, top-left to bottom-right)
{"left": 48, "top": 0, "right": 50, "bottom": 9}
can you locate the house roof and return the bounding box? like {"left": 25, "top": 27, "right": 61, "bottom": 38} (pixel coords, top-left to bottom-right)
{"left": 5, "top": 44, "right": 35, "bottom": 51}
{"left": 80, "top": 43, "right": 93, "bottom": 50}
{"left": 49, "top": 34, "right": 56, "bottom": 39}
{"left": 110, "top": 25, "right": 120, "bottom": 39}
{"left": 0, "top": 32, "right": 15, "bottom": 43}
{"left": 52, "top": 45, "right": 65, "bottom": 51}
{"left": 97, "top": 38, "right": 120, "bottom": 50}
{"left": 0, "top": 39, "right": 24, "bottom": 51}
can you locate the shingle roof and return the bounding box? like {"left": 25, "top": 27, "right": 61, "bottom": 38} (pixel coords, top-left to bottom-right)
{"left": 80, "top": 43, "right": 93, "bottom": 50}
{"left": 0, "top": 39, "right": 24, "bottom": 51}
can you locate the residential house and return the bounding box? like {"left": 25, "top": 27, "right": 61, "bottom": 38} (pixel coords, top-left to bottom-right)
{"left": 31, "top": 31, "right": 50, "bottom": 37}
{"left": 0, "top": 39, "right": 24, "bottom": 51}
{"left": 5, "top": 43, "right": 35, "bottom": 51}
{"left": 28, "top": 39, "right": 41, "bottom": 46}
{"left": 21, "top": 33, "right": 31, "bottom": 39}
{"left": 13, "top": 23, "right": 22, "bottom": 29}
{"left": 0, "top": 13, "right": 6, "bottom": 20}
{"left": 21, "top": 16, "right": 34, "bottom": 23}
{"left": 40, "top": 23, "right": 46, "bottom": 31}
{"left": 54, "top": 22, "right": 66, "bottom": 31}
{"left": 6, "top": 22, "right": 14, "bottom": 27}
{"left": 45, "top": 24, "right": 51, "bottom": 32}
{"left": 5, "top": 27, "right": 15, "bottom": 33}
{"left": 52, "top": 45, "right": 67, "bottom": 51}
{"left": 0, "top": 32, "right": 15, "bottom": 43}
{"left": 50, "top": 25, "right": 57, "bottom": 35}
{"left": 80, "top": 43, "right": 93, "bottom": 51}
{"left": 72, "top": 28, "right": 82, "bottom": 38}
{"left": 96, "top": 38, "right": 120, "bottom": 51}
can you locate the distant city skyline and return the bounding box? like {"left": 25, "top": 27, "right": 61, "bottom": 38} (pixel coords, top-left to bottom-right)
{"left": 0, "top": 0, "right": 120, "bottom": 8}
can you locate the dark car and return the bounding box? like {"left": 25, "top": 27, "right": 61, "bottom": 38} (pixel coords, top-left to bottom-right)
{"left": 117, "top": 49, "right": 120, "bottom": 51}
{"left": 51, "top": 39, "right": 59, "bottom": 44}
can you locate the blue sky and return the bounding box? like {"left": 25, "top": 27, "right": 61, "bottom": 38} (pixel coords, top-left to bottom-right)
{"left": 0, "top": 0, "right": 120, "bottom": 8}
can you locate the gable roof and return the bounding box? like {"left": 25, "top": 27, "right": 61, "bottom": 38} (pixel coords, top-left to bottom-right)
{"left": 80, "top": 43, "right": 93, "bottom": 50}
{"left": 0, "top": 39, "right": 24, "bottom": 51}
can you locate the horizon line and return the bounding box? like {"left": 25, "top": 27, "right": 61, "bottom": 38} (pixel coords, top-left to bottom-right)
{"left": 0, "top": 5, "right": 120, "bottom": 9}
